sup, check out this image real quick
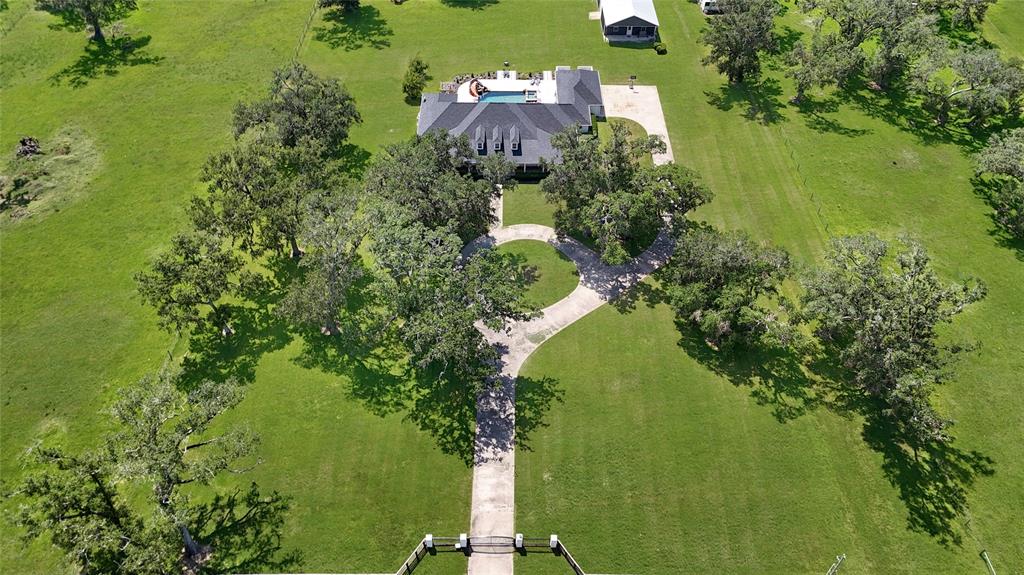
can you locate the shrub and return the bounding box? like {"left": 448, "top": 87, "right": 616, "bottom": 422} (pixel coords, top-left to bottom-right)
{"left": 653, "top": 41, "right": 668, "bottom": 55}
{"left": 403, "top": 55, "right": 430, "bottom": 102}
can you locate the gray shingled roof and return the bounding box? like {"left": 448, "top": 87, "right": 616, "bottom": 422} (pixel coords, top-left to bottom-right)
{"left": 416, "top": 68, "right": 604, "bottom": 167}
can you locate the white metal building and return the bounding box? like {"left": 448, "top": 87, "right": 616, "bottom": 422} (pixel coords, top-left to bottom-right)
{"left": 598, "top": 0, "right": 660, "bottom": 39}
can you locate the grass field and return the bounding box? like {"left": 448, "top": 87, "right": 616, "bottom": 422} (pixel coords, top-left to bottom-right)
{"left": 496, "top": 241, "right": 579, "bottom": 310}
{"left": 1, "top": 0, "right": 1022, "bottom": 573}
{"left": 514, "top": 2, "right": 1024, "bottom": 574}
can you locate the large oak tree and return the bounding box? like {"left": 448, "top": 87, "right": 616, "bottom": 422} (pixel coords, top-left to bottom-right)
{"left": 36, "top": 0, "right": 136, "bottom": 43}
{"left": 111, "top": 371, "right": 259, "bottom": 565}
{"left": 367, "top": 204, "right": 536, "bottom": 384}
{"left": 662, "top": 225, "right": 798, "bottom": 349}
{"left": 542, "top": 123, "right": 711, "bottom": 264}
{"left": 701, "top": 0, "right": 779, "bottom": 84}
{"left": 799, "top": 235, "right": 986, "bottom": 449}
{"left": 135, "top": 230, "right": 247, "bottom": 337}
{"left": 233, "top": 62, "right": 361, "bottom": 154}
{"left": 364, "top": 130, "right": 500, "bottom": 242}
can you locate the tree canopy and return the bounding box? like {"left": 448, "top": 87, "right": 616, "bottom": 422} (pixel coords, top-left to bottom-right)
{"left": 8, "top": 370, "right": 284, "bottom": 574}
{"left": 790, "top": 0, "right": 942, "bottom": 94}
{"left": 701, "top": 0, "right": 780, "bottom": 84}
{"left": 364, "top": 130, "right": 499, "bottom": 242}
{"left": 366, "top": 203, "right": 536, "bottom": 384}
{"left": 276, "top": 184, "right": 366, "bottom": 336}
{"left": 135, "top": 230, "right": 246, "bottom": 336}
{"left": 193, "top": 126, "right": 344, "bottom": 258}
{"left": 799, "top": 235, "right": 986, "bottom": 448}
{"left": 975, "top": 127, "right": 1024, "bottom": 238}
{"left": 976, "top": 127, "right": 1024, "bottom": 181}
{"left": 662, "top": 225, "right": 798, "bottom": 349}
{"left": 542, "top": 123, "right": 710, "bottom": 264}
{"left": 791, "top": 0, "right": 1023, "bottom": 128}
{"left": 111, "top": 370, "right": 260, "bottom": 563}
{"left": 912, "top": 47, "right": 1024, "bottom": 127}
{"left": 36, "top": 0, "right": 137, "bottom": 42}
{"left": 233, "top": 62, "right": 362, "bottom": 154}
{"left": 920, "top": 0, "right": 997, "bottom": 30}
{"left": 10, "top": 446, "right": 176, "bottom": 575}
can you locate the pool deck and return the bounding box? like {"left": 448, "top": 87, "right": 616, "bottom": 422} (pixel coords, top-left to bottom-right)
{"left": 456, "top": 71, "right": 558, "bottom": 103}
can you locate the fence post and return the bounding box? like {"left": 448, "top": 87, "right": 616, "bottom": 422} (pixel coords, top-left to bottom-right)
{"left": 981, "top": 550, "right": 997, "bottom": 575}
{"left": 825, "top": 553, "right": 846, "bottom": 575}
{"left": 292, "top": 0, "right": 320, "bottom": 62}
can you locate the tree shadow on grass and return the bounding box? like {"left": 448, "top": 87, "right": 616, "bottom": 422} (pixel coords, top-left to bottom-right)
{"left": 934, "top": 12, "right": 995, "bottom": 49}
{"left": 336, "top": 142, "right": 373, "bottom": 178}
{"left": 179, "top": 305, "right": 293, "bottom": 390}
{"left": 767, "top": 26, "right": 802, "bottom": 72}
{"left": 860, "top": 403, "right": 995, "bottom": 547}
{"left": 440, "top": 0, "right": 500, "bottom": 9}
{"left": 705, "top": 77, "right": 786, "bottom": 125}
{"left": 970, "top": 175, "right": 1024, "bottom": 261}
{"left": 514, "top": 375, "right": 563, "bottom": 453}
{"left": 313, "top": 5, "right": 392, "bottom": 51}
{"left": 193, "top": 482, "right": 302, "bottom": 574}
{"left": 609, "top": 274, "right": 667, "bottom": 315}
{"left": 50, "top": 35, "right": 162, "bottom": 88}
{"left": 294, "top": 333, "right": 479, "bottom": 463}
{"left": 178, "top": 258, "right": 296, "bottom": 390}
{"left": 674, "top": 322, "right": 822, "bottom": 423}
{"left": 293, "top": 327, "right": 562, "bottom": 465}
{"left": 807, "top": 348, "right": 996, "bottom": 546}
{"left": 646, "top": 280, "right": 997, "bottom": 544}
{"left": 834, "top": 78, "right": 1023, "bottom": 151}
{"left": 794, "top": 96, "right": 872, "bottom": 138}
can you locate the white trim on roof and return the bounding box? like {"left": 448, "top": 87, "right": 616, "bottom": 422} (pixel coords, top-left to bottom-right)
{"left": 600, "top": 0, "right": 659, "bottom": 27}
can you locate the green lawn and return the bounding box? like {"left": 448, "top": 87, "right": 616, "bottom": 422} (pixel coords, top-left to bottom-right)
{"left": 985, "top": 2, "right": 1024, "bottom": 57}
{"left": 496, "top": 241, "right": 579, "bottom": 309}
{"left": 504, "top": 183, "right": 556, "bottom": 228}
{"left": 513, "top": 1, "right": 1024, "bottom": 574}
{"left": 1, "top": 0, "right": 1022, "bottom": 573}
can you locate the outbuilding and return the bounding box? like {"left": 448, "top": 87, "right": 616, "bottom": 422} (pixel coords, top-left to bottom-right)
{"left": 599, "top": 0, "right": 659, "bottom": 40}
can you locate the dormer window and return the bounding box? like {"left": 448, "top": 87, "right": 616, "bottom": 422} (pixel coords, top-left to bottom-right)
{"left": 510, "top": 126, "right": 520, "bottom": 152}
{"left": 492, "top": 126, "right": 502, "bottom": 151}
{"left": 474, "top": 125, "right": 486, "bottom": 153}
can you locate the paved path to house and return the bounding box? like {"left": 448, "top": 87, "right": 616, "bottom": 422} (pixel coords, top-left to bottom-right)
{"left": 601, "top": 84, "right": 675, "bottom": 165}
{"left": 464, "top": 225, "right": 673, "bottom": 575}
{"left": 465, "top": 85, "right": 673, "bottom": 575}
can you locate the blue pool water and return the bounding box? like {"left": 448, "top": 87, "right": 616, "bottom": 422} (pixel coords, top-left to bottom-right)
{"left": 480, "top": 91, "right": 527, "bottom": 103}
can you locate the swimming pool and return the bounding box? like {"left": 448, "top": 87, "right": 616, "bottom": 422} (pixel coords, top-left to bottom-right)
{"left": 480, "top": 91, "right": 527, "bottom": 103}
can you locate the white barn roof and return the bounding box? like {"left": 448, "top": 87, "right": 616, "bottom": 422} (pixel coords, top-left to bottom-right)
{"left": 600, "top": 0, "right": 659, "bottom": 27}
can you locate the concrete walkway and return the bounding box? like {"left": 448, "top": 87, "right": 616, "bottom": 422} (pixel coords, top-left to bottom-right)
{"left": 465, "top": 226, "right": 673, "bottom": 575}
{"left": 601, "top": 84, "right": 675, "bottom": 165}
{"left": 466, "top": 84, "right": 674, "bottom": 575}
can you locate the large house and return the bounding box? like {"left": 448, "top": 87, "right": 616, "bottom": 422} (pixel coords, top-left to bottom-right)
{"left": 598, "top": 0, "right": 659, "bottom": 40}
{"left": 416, "top": 67, "right": 604, "bottom": 171}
